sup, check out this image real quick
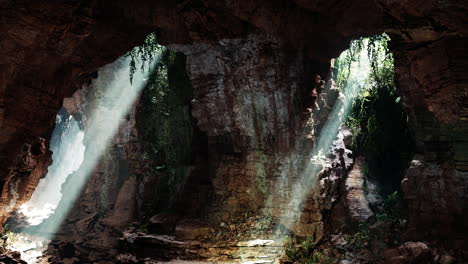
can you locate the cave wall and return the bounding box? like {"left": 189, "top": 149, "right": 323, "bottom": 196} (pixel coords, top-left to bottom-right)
{"left": 391, "top": 35, "right": 468, "bottom": 245}
{"left": 44, "top": 80, "right": 145, "bottom": 262}
{"left": 170, "top": 34, "right": 352, "bottom": 238}
{"left": 42, "top": 34, "right": 355, "bottom": 263}
{"left": 0, "top": 0, "right": 151, "bottom": 223}
{"left": 0, "top": 0, "right": 467, "bottom": 260}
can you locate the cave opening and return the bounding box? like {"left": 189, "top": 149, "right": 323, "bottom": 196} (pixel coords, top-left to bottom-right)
{"left": 1, "top": 1, "right": 467, "bottom": 263}
{"left": 18, "top": 109, "right": 85, "bottom": 227}
{"left": 260, "top": 33, "right": 415, "bottom": 263}
{"left": 0, "top": 28, "right": 451, "bottom": 264}
{"left": 340, "top": 34, "right": 414, "bottom": 198}
{"left": 275, "top": 33, "right": 374, "bottom": 237}
{"left": 4, "top": 38, "right": 163, "bottom": 264}
{"left": 4, "top": 109, "right": 85, "bottom": 263}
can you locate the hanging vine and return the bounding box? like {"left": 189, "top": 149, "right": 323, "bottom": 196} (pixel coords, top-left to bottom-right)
{"left": 334, "top": 37, "right": 365, "bottom": 90}
{"left": 344, "top": 34, "right": 414, "bottom": 195}
{"left": 127, "top": 32, "right": 164, "bottom": 83}
{"left": 367, "top": 34, "right": 395, "bottom": 94}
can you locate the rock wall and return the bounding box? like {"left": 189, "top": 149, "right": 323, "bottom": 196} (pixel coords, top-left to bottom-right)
{"left": 0, "top": 1, "right": 151, "bottom": 224}
{"left": 170, "top": 34, "right": 311, "bottom": 220}
{"left": 0, "top": 0, "right": 467, "bottom": 262}
{"left": 170, "top": 34, "right": 354, "bottom": 238}
{"left": 391, "top": 33, "right": 468, "bottom": 249}
{"left": 42, "top": 34, "right": 355, "bottom": 263}
{"left": 45, "top": 87, "right": 145, "bottom": 262}
{"left": 0, "top": 0, "right": 387, "bottom": 218}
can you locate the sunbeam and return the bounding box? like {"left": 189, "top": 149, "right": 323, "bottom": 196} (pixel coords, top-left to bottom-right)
{"left": 19, "top": 110, "right": 85, "bottom": 226}
{"left": 7, "top": 46, "right": 163, "bottom": 263}
{"left": 278, "top": 39, "right": 371, "bottom": 233}
{"left": 34, "top": 54, "right": 160, "bottom": 240}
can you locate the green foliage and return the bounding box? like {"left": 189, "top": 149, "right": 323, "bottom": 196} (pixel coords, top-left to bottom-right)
{"left": 301, "top": 236, "right": 317, "bottom": 255}
{"left": 304, "top": 251, "right": 332, "bottom": 264}
{"left": 137, "top": 49, "right": 193, "bottom": 168}
{"left": 367, "top": 34, "right": 394, "bottom": 88}
{"left": 334, "top": 38, "right": 365, "bottom": 90}
{"left": 348, "top": 192, "right": 404, "bottom": 250}
{"left": 284, "top": 236, "right": 332, "bottom": 264}
{"left": 127, "top": 32, "right": 164, "bottom": 83}
{"left": 343, "top": 34, "right": 413, "bottom": 195}
{"left": 137, "top": 47, "right": 194, "bottom": 213}
{"left": 285, "top": 240, "right": 302, "bottom": 262}
{"left": 137, "top": 222, "right": 149, "bottom": 233}
{"left": 0, "top": 225, "right": 13, "bottom": 252}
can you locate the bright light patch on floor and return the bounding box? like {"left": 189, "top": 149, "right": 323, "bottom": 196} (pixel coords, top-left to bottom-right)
{"left": 6, "top": 233, "right": 48, "bottom": 264}
{"left": 240, "top": 239, "right": 275, "bottom": 247}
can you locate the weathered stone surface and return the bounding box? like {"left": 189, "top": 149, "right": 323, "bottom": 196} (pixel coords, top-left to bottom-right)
{"left": 171, "top": 34, "right": 309, "bottom": 152}
{"left": 0, "top": 0, "right": 467, "bottom": 263}
{"left": 391, "top": 36, "right": 468, "bottom": 122}
{"left": 401, "top": 155, "right": 468, "bottom": 244}
{"left": 0, "top": 250, "right": 26, "bottom": 264}
{"left": 44, "top": 81, "right": 145, "bottom": 262}
{"left": 345, "top": 157, "right": 374, "bottom": 223}
{"left": 170, "top": 35, "right": 354, "bottom": 241}
{"left": 384, "top": 242, "right": 431, "bottom": 264}
{"left": 170, "top": 34, "right": 311, "bottom": 221}
{"left": 0, "top": 1, "right": 150, "bottom": 225}
{"left": 0, "top": 137, "right": 50, "bottom": 224}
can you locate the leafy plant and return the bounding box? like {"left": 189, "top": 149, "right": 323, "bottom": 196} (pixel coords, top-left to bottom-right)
{"left": 137, "top": 49, "right": 193, "bottom": 168}
{"left": 334, "top": 38, "right": 365, "bottom": 90}
{"left": 0, "top": 225, "right": 14, "bottom": 252}
{"left": 127, "top": 32, "right": 164, "bottom": 83}
{"left": 136, "top": 46, "right": 194, "bottom": 213}
{"left": 348, "top": 191, "right": 404, "bottom": 250}
{"left": 342, "top": 34, "right": 414, "bottom": 195}
{"left": 284, "top": 236, "right": 331, "bottom": 264}
{"left": 285, "top": 239, "right": 302, "bottom": 262}
{"left": 302, "top": 236, "right": 318, "bottom": 255}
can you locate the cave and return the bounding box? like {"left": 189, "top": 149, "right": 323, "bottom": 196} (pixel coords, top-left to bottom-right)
{"left": 0, "top": 1, "right": 467, "bottom": 264}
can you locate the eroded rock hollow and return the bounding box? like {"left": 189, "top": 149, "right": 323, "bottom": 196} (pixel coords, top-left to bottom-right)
{"left": 0, "top": 0, "right": 467, "bottom": 263}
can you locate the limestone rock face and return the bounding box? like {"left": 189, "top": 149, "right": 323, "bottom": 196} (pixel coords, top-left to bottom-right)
{"left": 345, "top": 157, "right": 374, "bottom": 223}
{"left": 0, "top": 137, "right": 50, "bottom": 225}
{"left": 0, "top": 0, "right": 467, "bottom": 262}
{"left": 170, "top": 34, "right": 354, "bottom": 238}
{"left": 384, "top": 242, "right": 431, "bottom": 264}
{"left": 173, "top": 34, "right": 307, "bottom": 151}
{"left": 402, "top": 156, "right": 468, "bottom": 245}
{"left": 392, "top": 32, "right": 468, "bottom": 247}
{"left": 170, "top": 34, "right": 311, "bottom": 224}
{"left": 45, "top": 82, "right": 145, "bottom": 261}
{"left": 391, "top": 36, "right": 468, "bottom": 123}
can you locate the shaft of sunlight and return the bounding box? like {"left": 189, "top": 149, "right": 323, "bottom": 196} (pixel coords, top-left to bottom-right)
{"left": 19, "top": 110, "right": 85, "bottom": 226}
{"left": 32, "top": 54, "right": 160, "bottom": 240}
{"left": 278, "top": 39, "right": 371, "bottom": 235}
